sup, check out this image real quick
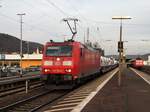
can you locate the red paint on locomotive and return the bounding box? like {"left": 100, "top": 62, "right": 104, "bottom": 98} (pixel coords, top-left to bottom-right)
{"left": 131, "top": 59, "right": 144, "bottom": 69}
{"left": 41, "top": 41, "right": 101, "bottom": 86}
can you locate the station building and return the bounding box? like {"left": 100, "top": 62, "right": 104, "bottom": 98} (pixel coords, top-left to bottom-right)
{"left": 144, "top": 55, "right": 150, "bottom": 66}
{"left": 148, "top": 55, "right": 150, "bottom": 65}
{"left": 0, "top": 54, "right": 42, "bottom": 68}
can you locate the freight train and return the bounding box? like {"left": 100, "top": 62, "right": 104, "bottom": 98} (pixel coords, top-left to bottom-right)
{"left": 41, "top": 40, "right": 118, "bottom": 89}
{"left": 101, "top": 56, "right": 118, "bottom": 73}
{"left": 41, "top": 41, "right": 99, "bottom": 89}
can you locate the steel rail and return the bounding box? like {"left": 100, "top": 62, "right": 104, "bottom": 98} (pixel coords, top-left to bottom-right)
{"left": 29, "top": 92, "right": 69, "bottom": 112}
{"left": 0, "top": 90, "right": 69, "bottom": 112}
{"left": 0, "top": 90, "right": 54, "bottom": 111}
{"left": 0, "top": 81, "right": 44, "bottom": 97}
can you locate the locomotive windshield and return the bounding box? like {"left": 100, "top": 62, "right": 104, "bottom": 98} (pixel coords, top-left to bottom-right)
{"left": 46, "top": 45, "right": 72, "bottom": 56}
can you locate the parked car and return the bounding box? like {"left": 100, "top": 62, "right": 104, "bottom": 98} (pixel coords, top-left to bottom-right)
{"left": 9, "top": 67, "right": 18, "bottom": 73}
{"left": 26, "top": 66, "right": 41, "bottom": 72}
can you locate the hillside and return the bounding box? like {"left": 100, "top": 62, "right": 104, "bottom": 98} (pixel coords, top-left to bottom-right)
{"left": 0, "top": 33, "right": 43, "bottom": 54}
{"left": 107, "top": 54, "right": 150, "bottom": 60}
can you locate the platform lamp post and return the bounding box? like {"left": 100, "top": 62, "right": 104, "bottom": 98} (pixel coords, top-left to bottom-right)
{"left": 17, "top": 13, "right": 26, "bottom": 77}
{"left": 112, "top": 16, "right": 131, "bottom": 86}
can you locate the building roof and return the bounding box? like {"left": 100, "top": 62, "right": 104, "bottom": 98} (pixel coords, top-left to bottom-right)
{"left": 0, "top": 54, "right": 42, "bottom": 60}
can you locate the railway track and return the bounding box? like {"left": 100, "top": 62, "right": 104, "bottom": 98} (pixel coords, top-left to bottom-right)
{"left": 0, "top": 74, "right": 41, "bottom": 96}
{"left": 0, "top": 71, "right": 40, "bottom": 81}
{"left": 0, "top": 81, "right": 44, "bottom": 97}
{"left": 141, "top": 66, "right": 150, "bottom": 74}
{"left": 0, "top": 90, "right": 69, "bottom": 112}
{"left": 0, "top": 68, "right": 118, "bottom": 112}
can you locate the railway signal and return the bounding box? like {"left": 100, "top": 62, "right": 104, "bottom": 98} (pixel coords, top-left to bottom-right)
{"left": 118, "top": 41, "right": 123, "bottom": 52}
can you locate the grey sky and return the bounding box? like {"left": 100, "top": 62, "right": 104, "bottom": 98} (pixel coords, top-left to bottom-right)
{"left": 0, "top": 0, "right": 150, "bottom": 55}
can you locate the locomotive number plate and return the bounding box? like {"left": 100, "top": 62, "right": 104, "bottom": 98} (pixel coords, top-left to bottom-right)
{"left": 55, "top": 62, "right": 61, "bottom": 65}
{"left": 52, "top": 69, "right": 63, "bottom": 72}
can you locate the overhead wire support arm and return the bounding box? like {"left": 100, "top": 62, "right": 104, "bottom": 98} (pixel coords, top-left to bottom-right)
{"left": 66, "top": 20, "right": 74, "bottom": 35}
{"left": 63, "top": 18, "right": 79, "bottom": 40}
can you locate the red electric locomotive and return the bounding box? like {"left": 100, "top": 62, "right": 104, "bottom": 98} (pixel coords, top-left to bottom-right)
{"left": 130, "top": 58, "right": 144, "bottom": 69}
{"left": 41, "top": 40, "right": 101, "bottom": 89}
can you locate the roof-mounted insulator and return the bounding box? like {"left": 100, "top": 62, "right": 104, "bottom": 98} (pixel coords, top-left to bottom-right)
{"left": 50, "top": 40, "right": 53, "bottom": 42}
{"left": 67, "top": 39, "right": 74, "bottom": 42}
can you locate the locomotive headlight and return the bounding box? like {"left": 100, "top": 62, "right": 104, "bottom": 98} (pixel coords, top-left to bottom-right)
{"left": 65, "top": 69, "right": 72, "bottom": 73}
{"left": 44, "top": 69, "right": 50, "bottom": 72}
{"left": 44, "top": 61, "right": 53, "bottom": 66}
{"left": 63, "top": 61, "right": 72, "bottom": 66}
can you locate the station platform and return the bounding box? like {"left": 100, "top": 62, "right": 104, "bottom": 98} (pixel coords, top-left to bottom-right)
{"left": 81, "top": 67, "right": 150, "bottom": 112}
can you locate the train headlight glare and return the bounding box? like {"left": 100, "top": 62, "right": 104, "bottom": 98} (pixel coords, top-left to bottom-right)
{"left": 63, "top": 61, "right": 72, "bottom": 66}
{"left": 44, "top": 61, "right": 53, "bottom": 66}
{"left": 65, "top": 69, "right": 72, "bottom": 73}
{"left": 44, "top": 69, "right": 50, "bottom": 72}
{"left": 56, "top": 58, "right": 60, "bottom": 61}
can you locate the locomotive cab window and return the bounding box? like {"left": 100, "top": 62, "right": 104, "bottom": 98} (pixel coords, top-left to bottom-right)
{"left": 46, "top": 45, "right": 72, "bottom": 56}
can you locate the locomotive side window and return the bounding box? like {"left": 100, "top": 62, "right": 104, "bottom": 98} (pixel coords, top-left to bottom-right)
{"left": 46, "top": 45, "right": 72, "bottom": 56}
{"left": 80, "top": 45, "right": 84, "bottom": 57}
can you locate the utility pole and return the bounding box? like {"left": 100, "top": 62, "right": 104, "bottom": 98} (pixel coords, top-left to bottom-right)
{"left": 87, "top": 27, "right": 89, "bottom": 43}
{"left": 112, "top": 16, "right": 131, "bottom": 86}
{"left": 83, "top": 31, "right": 86, "bottom": 44}
{"left": 17, "top": 13, "right": 26, "bottom": 77}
